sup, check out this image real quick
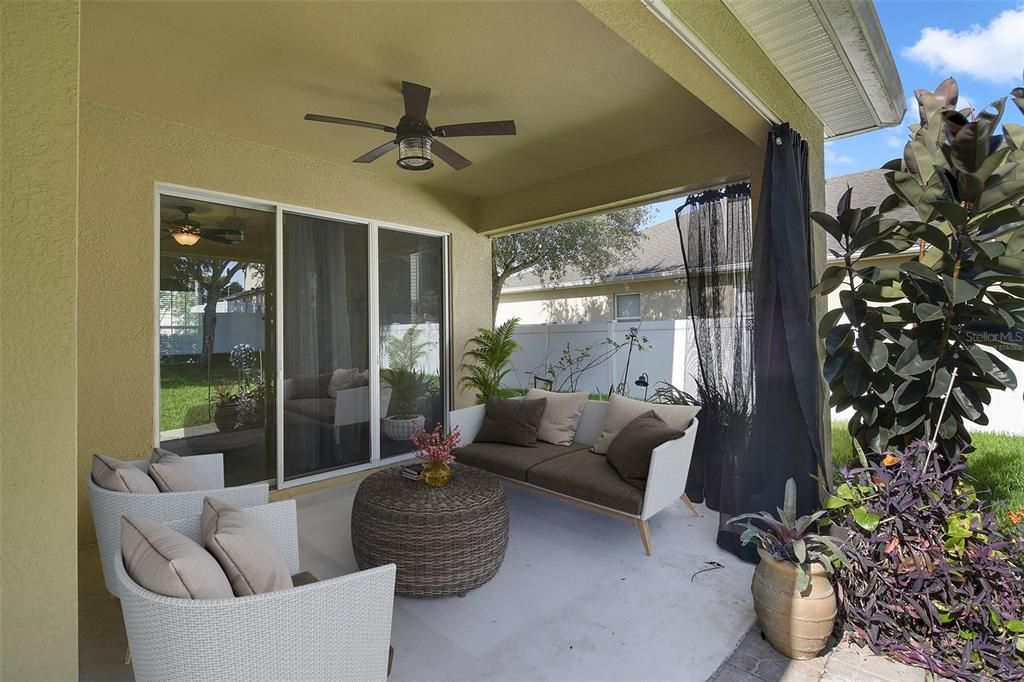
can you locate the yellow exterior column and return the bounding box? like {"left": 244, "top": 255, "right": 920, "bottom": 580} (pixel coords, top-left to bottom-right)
{"left": 1, "top": 1, "right": 81, "bottom": 678}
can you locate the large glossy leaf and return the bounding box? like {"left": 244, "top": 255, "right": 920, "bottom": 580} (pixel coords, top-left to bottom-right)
{"left": 943, "top": 275, "right": 981, "bottom": 304}
{"left": 976, "top": 179, "right": 1024, "bottom": 213}
{"left": 894, "top": 377, "right": 927, "bottom": 412}
{"left": 840, "top": 290, "right": 867, "bottom": 325}
{"left": 901, "top": 260, "right": 942, "bottom": 283}
{"left": 824, "top": 324, "right": 853, "bottom": 355}
{"left": 817, "top": 308, "right": 845, "bottom": 338}
{"left": 895, "top": 340, "right": 938, "bottom": 376}
{"left": 823, "top": 348, "right": 853, "bottom": 384}
{"left": 811, "top": 265, "right": 847, "bottom": 297}
{"left": 836, "top": 186, "right": 853, "bottom": 216}
{"left": 857, "top": 334, "right": 888, "bottom": 371}
{"left": 914, "top": 302, "right": 944, "bottom": 322}
{"left": 951, "top": 119, "right": 994, "bottom": 174}
{"left": 845, "top": 356, "right": 872, "bottom": 396}
{"left": 811, "top": 212, "right": 845, "bottom": 243}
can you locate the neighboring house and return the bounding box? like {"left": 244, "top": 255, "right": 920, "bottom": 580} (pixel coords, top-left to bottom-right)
{"left": 497, "top": 169, "right": 916, "bottom": 325}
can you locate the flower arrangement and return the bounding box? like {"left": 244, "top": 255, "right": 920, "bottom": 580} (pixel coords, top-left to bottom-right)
{"left": 410, "top": 424, "right": 462, "bottom": 487}
{"left": 411, "top": 424, "right": 461, "bottom": 467}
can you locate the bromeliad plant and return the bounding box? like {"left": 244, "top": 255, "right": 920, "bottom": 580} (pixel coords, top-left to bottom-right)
{"left": 826, "top": 439, "right": 1024, "bottom": 680}
{"left": 730, "top": 478, "right": 847, "bottom": 592}
{"left": 813, "top": 77, "right": 1024, "bottom": 460}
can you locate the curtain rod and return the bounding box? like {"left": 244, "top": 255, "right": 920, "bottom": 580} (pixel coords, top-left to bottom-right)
{"left": 675, "top": 182, "right": 752, "bottom": 213}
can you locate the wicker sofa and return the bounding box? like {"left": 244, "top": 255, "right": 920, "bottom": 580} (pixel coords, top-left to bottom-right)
{"left": 116, "top": 499, "right": 396, "bottom": 682}
{"left": 449, "top": 400, "right": 698, "bottom": 555}
{"left": 87, "top": 452, "right": 269, "bottom": 596}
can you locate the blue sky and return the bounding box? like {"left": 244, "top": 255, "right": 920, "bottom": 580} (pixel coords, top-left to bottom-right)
{"left": 643, "top": 2, "right": 1024, "bottom": 228}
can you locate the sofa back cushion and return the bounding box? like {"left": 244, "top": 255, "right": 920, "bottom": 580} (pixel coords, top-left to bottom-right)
{"left": 526, "top": 389, "right": 589, "bottom": 446}
{"left": 91, "top": 454, "right": 159, "bottom": 493}
{"left": 121, "top": 516, "right": 233, "bottom": 599}
{"left": 592, "top": 394, "right": 699, "bottom": 454}
{"left": 148, "top": 448, "right": 203, "bottom": 492}
{"left": 202, "top": 497, "right": 292, "bottom": 596}
{"left": 326, "top": 367, "right": 360, "bottom": 398}
{"left": 605, "top": 411, "right": 684, "bottom": 490}
{"left": 474, "top": 396, "right": 547, "bottom": 447}
{"left": 283, "top": 372, "right": 331, "bottom": 400}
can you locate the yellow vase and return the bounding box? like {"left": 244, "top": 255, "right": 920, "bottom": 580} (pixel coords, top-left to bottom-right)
{"left": 423, "top": 462, "right": 451, "bottom": 488}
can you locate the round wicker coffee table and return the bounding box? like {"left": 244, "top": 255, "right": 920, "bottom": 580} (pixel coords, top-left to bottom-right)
{"left": 351, "top": 463, "right": 510, "bottom": 598}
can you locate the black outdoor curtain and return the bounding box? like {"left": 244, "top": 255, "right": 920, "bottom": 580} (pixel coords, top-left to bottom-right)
{"left": 717, "top": 123, "right": 826, "bottom": 562}
{"left": 676, "top": 183, "right": 754, "bottom": 517}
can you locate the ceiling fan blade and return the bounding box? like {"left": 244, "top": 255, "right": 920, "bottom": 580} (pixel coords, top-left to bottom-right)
{"left": 200, "top": 232, "right": 241, "bottom": 245}
{"left": 354, "top": 140, "right": 398, "bottom": 163}
{"left": 402, "top": 81, "right": 431, "bottom": 121}
{"left": 304, "top": 114, "right": 395, "bottom": 133}
{"left": 433, "top": 120, "right": 516, "bottom": 138}
{"left": 431, "top": 140, "right": 472, "bottom": 170}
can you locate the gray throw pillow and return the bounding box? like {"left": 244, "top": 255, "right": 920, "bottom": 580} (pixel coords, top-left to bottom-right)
{"left": 474, "top": 397, "right": 548, "bottom": 447}
{"left": 121, "top": 516, "right": 233, "bottom": 599}
{"left": 526, "top": 388, "right": 589, "bottom": 446}
{"left": 148, "top": 448, "right": 203, "bottom": 492}
{"left": 605, "top": 411, "right": 684, "bottom": 490}
{"left": 91, "top": 454, "right": 159, "bottom": 493}
{"left": 202, "top": 497, "right": 292, "bottom": 597}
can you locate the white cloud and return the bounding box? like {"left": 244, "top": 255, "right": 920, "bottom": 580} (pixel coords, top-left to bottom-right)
{"left": 824, "top": 145, "right": 854, "bottom": 166}
{"left": 903, "top": 8, "right": 1024, "bottom": 83}
{"left": 885, "top": 135, "right": 905, "bottom": 149}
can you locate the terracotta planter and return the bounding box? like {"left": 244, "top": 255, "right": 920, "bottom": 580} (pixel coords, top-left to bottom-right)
{"left": 752, "top": 546, "right": 836, "bottom": 659}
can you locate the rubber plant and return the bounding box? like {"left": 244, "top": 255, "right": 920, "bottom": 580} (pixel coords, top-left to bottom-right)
{"left": 813, "top": 77, "right": 1024, "bottom": 460}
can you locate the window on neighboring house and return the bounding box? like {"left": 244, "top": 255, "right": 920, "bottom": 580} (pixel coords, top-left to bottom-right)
{"left": 614, "top": 292, "right": 641, "bottom": 321}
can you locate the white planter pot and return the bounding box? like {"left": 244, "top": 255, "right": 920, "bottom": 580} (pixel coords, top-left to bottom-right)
{"left": 382, "top": 415, "right": 425, "bottom": 441}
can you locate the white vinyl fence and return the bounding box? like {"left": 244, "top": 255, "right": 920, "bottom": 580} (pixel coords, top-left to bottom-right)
{"left": 505, "top": 320, "right": 1024, "bottom": 435}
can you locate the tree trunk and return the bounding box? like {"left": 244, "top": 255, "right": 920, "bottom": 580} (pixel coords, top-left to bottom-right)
{"left": 491, "top": 272, "right": 508, "bottom": 326}
{"left": 201, "top": 289, "right": 219, "bottom": 370}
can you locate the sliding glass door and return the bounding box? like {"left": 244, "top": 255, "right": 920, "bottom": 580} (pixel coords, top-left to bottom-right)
{"left": 378, "top": 228, "right": 447, "bottom": 459}
{"left": 280, "top": 212, "right": 371, "bottom": 481}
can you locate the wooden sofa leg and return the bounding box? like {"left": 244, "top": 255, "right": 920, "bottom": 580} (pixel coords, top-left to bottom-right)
{"left": 636, "top": 519, "right": 653, "bottom": 556}
{"left": 681, "top": 494, "right": 700, "bottom": 517}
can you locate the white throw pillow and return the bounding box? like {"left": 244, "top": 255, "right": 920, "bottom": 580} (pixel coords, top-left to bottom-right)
{"left": 202, "top": 497, "right": 292, "bottom": 597}
{"left": 592, "top": 393, "right": 700, "bottom": 454}
{"left": 121, "top": 516, "right": 233, "bottom": 599}
{"left": 326, "top": 367, "right": 359, "bottom": 398}
{"left": 526, "top": 388, "right": 589, "bottom": 446}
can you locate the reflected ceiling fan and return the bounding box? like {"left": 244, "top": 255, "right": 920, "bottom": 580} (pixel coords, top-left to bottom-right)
{"left": 162, "top": 206, "right": 245, "bottom": 247}
{"left": 305, "top": 80, "right": 516, "bottom": 171}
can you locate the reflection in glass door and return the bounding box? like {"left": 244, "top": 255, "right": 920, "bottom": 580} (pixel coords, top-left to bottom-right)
{"left": 378, "top": 228, "right": 447, "bottom": 458}
{"left": 281, "top": 212, "right": 370, "bottom": 481}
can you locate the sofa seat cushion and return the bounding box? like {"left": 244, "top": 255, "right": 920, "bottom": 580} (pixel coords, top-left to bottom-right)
{"left": 283, "top": 398, "right": 334, "bottom": 424}
{"left": 527, "top": 450, "right": 644, "bottom": 515}
{"left": 455, "top": 441, "right": 590, "bottom": 481}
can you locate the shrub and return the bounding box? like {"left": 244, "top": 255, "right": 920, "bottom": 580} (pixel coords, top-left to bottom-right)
{"left": 827, "top": 440, "right": 1024, "bottom": 679}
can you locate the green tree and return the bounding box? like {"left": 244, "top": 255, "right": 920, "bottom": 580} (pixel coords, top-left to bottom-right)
{"left": 165, "top": 257, "right": 248, "bottom": 369}
{"left": 490, "top": 206, "right": 653, "bottom": 322}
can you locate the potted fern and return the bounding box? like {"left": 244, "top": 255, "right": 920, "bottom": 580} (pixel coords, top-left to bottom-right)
{"left": 380, "top": 326, "right": 432, "bottom": 441}
{"left": 458, "top": 318, "right": 521, "bottom": 404}
{"left": 730, "top": 479, "right": 847, "bottom": 660}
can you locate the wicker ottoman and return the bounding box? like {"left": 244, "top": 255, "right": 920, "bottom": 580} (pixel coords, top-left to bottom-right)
{"left": 351, "top": 463, "right": 510, "bottom": 597}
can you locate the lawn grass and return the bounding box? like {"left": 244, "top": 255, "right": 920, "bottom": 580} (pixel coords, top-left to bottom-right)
{"left": 160, "top": 355, "right": 239, "bottom": 432}
{"left": 830, "top": 421, "right": 1024, "bottom": 519}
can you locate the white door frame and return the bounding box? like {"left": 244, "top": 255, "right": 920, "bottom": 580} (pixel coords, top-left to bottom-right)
{"left": 153, "top": 183, "right": 451, "bottom": 490}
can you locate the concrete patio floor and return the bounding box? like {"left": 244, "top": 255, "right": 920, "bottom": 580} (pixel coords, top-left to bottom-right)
{"left": 79, "top": 473, "right": 939, "bottom": 681}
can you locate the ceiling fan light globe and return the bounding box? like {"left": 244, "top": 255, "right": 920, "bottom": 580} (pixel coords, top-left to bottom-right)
{"left": 397, "top": 136, "right": 434, "bottom": 171}
{"left": 171, "top": 231, "right": 201, "bottom": 246}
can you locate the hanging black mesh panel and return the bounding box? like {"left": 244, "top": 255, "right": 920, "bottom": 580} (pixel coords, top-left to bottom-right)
{"left": 675, "top": 184, "right": 754, "bottom": 515}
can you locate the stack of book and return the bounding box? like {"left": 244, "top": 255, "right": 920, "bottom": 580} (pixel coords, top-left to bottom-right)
{"left": 401, "top": 463, "right": 424, "bottom": 481}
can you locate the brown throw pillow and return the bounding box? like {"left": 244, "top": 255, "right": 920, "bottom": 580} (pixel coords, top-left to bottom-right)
{"left": 91, "top": 454, "right": 159, "bottom": 493}
{"left": 202, "top": 497, "right": 292, "bottom": 597}
{"left": 474, "top": 396, "right": 547, "bottom": 447}
{"left": 605, "top": 411, "right": 683, "bottom": 490}
{"left": 148, "top": 448, "right": 203, "bottom": 492}
{"left": 121, "top": 516, "right": 233, "bottom": 599}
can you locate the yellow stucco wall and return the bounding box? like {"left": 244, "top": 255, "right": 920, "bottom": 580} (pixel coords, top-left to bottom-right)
{"left": 75, "top": 101, "right": 493, "bottom": 570}
{"left": 0, "top": 1, "right": 81, "bottom": 678}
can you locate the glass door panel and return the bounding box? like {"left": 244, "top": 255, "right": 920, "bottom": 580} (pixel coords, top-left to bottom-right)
{"left": 157, "top": 194, "right": 276, "bottom": 486}
{"left": 281, "top": 212, "right": 370, "bottom": 480}
{"left": 378, "top": 228, "right": 447, "bottom": 458}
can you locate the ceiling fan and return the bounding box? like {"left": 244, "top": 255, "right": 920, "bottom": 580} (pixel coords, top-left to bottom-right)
{"left": 162, "top": 206, "right": 245, "bottom": 247}
{"left": 304, "top": 80, "right": 516, "bottom": 171}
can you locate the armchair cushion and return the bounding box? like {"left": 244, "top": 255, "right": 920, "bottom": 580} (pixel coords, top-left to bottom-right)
{"left": 592, "top": 394, "right": 699, "bottom": 454}
{"left": 326, "top": 367, "right": 360, "bottom": 398}
{"left": 91, "top": 454, "right": 159, "bottom": 493}
{"left": 148, "top": 448, "right": 203, "bottom": 492}
{"left": 202, "top": 497, "right": 292, "bottom": 596}
{"left": 526, "top": 388, "right": 589, "bottom": 446}
{"left": 605, "top": 411, "right": 683, "bottom": 490}
{"left": 285, "top": 372, "right": 331, "bottom": 400}
{"left": 474, "top": 396, "right": 547, "bottom": 447}
{"left": 121, "top": 516, "right": 233, "bottom": 599}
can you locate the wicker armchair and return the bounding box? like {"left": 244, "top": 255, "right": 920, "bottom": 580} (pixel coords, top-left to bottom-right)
{"left": 116, "top": 500, "right": 397, "bottom": 682}
{"left": 87, "top": 452, "right": 269, "bottom": 596}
